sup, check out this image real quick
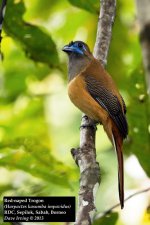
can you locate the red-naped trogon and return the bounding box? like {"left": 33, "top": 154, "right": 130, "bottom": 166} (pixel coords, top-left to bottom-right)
{"left": 62, "top": 41, "right": 128, "bottom": 209}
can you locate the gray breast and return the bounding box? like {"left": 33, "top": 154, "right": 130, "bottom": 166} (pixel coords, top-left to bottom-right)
{"left": 68, "top": 54, "right": 91, "bottom": 81}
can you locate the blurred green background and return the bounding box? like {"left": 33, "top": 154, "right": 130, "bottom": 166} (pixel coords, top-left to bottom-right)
{"left": 0, "top": 0, "right": 150, "bottom": 224}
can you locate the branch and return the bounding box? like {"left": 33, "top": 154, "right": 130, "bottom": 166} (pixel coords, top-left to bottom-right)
{"left": 71, "top": 1, "right": 116, "bottom": 225}
{"left": 71, "top": 116, "right": 99, "bottom": 225}
{"left": 94, "top": 0, "right": 116, "bottom": 66}
{"left": 95, "top": 186, "right": 150, "bottom": 220}
{"left": 136, "top": 0, "right": 150, "bottom": 95}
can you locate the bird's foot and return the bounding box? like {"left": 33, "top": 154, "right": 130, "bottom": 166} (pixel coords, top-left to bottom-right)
{"left": 80, "top": 124, "right": 97, "bottom": 131}
{"left": 80, "top": 115, "right": 98, "bottom": 131}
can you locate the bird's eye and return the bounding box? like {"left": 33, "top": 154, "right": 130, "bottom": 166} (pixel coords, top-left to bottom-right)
{"left": 78, "top": 42, "right": 83, "bottom": 48}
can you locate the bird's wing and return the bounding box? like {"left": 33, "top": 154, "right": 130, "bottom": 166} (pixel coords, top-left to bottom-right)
{"left": 121, "top": 96, "right": 127, "bottom": 114}
{"left": 85, "top": 75, "right": 128, "bottom": 138}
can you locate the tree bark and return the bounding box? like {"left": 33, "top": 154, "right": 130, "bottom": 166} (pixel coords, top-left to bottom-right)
{"left": 94, "top": 0, "right": 116, "bottom": 65}
{"left": 136, "top": 0, "right": 150, "bottom": 95}
{"left": 71, "top": 0, "right": 116, "bottom": 224}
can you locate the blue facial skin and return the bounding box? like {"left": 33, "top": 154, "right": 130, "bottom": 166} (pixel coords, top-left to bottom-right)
{"left": 62, "top": 42, "right": 86, "bottom": 55}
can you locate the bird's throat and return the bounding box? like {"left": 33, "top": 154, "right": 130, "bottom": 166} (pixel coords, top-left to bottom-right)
{"left": 68, "top": 54, "right": 91, "bottom": 81}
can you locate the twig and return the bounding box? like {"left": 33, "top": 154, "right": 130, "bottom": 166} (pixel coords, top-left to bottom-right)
{"left": 71, "top": 1, "right": 116, "bottom": 225}
{"left": 95, "top": 186, "right": 150, "bottom": 220}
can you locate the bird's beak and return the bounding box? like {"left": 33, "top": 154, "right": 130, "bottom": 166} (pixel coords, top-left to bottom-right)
{"left": 62, "top": 45, "right": 72, "bottom": 53}
{"left": 62, "top": 45, "right": 83, "bottom": 55}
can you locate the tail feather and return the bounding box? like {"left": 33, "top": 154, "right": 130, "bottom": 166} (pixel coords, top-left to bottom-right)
{"left": 112, "top": 132, "right": 124, "bottom": 209}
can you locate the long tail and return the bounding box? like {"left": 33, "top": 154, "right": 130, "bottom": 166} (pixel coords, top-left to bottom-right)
{"left": 112, "top": 131, "right": 124, "bottom": 209}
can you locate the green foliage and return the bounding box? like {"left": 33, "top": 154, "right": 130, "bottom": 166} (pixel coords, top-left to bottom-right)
{"left": 0, "top": 148, "right": 70, "bottom": 187}
{"left": 0, "top": 137, "right": 73, "bottom": 187}
{"left": 94, "top": 213, "right": 118, "bottom": 225}
{"left": 68, "top": 0, "right": 99, "bottom": 14}
{"left": 1, "top": 41, "right": 50, "bottom": 102}
{"left": 0, "top": 0, "right": 149, "bottom": 225}
{"left": 3, "top": 0, "right": 59, "bottom": 67}
{"left": 25, "top": 0, "right": 57, "bottom": 20}
{"left": 126, "top": 66, "right": 150, "bottom": 175}
{"left": 0, "top": 184, "right": 13, "bottom": 194}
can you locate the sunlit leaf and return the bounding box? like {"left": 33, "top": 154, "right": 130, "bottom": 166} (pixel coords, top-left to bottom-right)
{"left": 94, "top": 213, "right": 118, "bottom": 225}
{"left": 0, "top": 184, "right": 13, "bottom": 194}
{"left": 0, "top": 147, "right": 71, "bottom": 188}
{"left": 1, "top": 42, "right": 50, "bottom": 102}
{"left": 25, "top": 0, "right": 57, "bottom": 20}
{"left": 0, "top": 137, "right": 69, "bottom": 170}
{"left": 3, "top": 0, "right": 59, "bottom": 67}
{"left": 126, "top": 66, "right": 150, "bottom": 176}
{"left": 68, "top": 0, "right": 99, "bottom": 14}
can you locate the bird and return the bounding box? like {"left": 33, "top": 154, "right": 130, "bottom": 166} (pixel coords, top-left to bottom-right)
{"left": 62, "top": 40, "right": 128, "bottom": 209}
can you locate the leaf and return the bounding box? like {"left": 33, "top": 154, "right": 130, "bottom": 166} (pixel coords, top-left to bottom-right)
{"left": 126, "top": 66, "right": 150, "bottom": 176}
{"left": 0, "top": 147, "right": 71, "bottom": 188}
{"left": 107, "top": 1, "right": 142, "bottom": 88}
{"left": 0, "top": 136, "right": 76, "bottom": 185}
{"left": 1, "top": 42, "right": 50, "bottom": 102}
{"left": 94, "top": 213, "right": 118, "bottom": 225}
{"left": 0, "top": 137, "right": 65, "bottom": 169}
{"left": 3, "top": 0, "right": 59, "bottom": 67}
{"left": 25, "top": 0, "right": 57, "bottom": 20}
{"left": 0, "top": 184, "right": 13, "bottom": 194}
{"left": 68, "top": 0, "right": 99, "bottom": 14}
{"left": 0, "top": 137, "right": 77, "bottom": 188}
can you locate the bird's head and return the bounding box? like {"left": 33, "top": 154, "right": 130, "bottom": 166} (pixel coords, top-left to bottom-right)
{"left": 62, "top": 41, "right": 91, "bottom": 57}
{"left": 62, "top": 41, "right": 93, "bottom": 81}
